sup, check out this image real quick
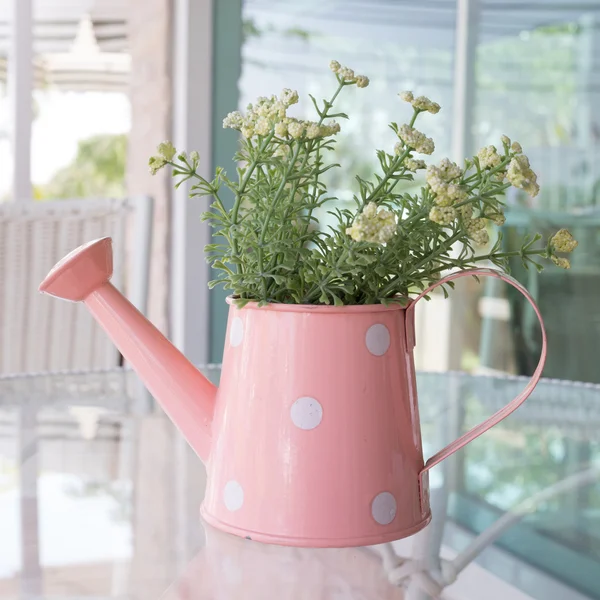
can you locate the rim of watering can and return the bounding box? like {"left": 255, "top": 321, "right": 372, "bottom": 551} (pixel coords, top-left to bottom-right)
{"left": 226, "top": 295, "right": 411, "bottom": 313}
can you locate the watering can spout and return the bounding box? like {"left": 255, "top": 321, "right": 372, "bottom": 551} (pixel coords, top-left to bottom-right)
{"left": 39, "top": 237, "right": 217, "bottom": 462}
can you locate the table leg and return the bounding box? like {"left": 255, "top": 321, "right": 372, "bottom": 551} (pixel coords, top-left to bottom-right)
{"left": 19, "top": 403, "right": 42, "bottom": 599}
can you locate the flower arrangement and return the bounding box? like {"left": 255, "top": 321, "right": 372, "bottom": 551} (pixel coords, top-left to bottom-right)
{"left": 149, "top": 61, "right": 577, "bottom": 306}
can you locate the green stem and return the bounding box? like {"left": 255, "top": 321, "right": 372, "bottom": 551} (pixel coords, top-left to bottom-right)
{"left": 380, "top": 230, "right": 464, "bottom": 297}
{"left": 404, "top": 245, "right": 548, "bottom": 287}
{"left": 229, "top": 132, "right": 276, "bottom": 276}
{"left": 361, "top": 110, "right": 420, "bottom": 207}
{"left": 301, "top": 81, "right": 345, "bottom": 207}
{"left": 469, "top": 246, "right": 547, "bottom": 264}
{"left": 302, "top": 247, "right": 349, "bottom": 303}
{"left": 288, "top": 81, "right": 347, "bottom": 275}
{"left": 232, "top": 132, "right": 275, "bottom": 224}
{"left": 257, "top": 143, "right": 303, "bottom": 299}
{"left": 463, "top": 156, "right": 511, "bottom": 191}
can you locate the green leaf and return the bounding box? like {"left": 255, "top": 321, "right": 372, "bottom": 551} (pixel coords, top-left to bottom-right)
{"left": 234, "top": 297, "right": 252, "bottom": 309}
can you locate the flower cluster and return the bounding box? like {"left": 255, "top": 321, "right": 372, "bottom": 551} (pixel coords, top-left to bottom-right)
{"left": 151, "top": 60, "right": 578, "bottom": 306}
{"left": 551, "top": 256, "right": 571, "bottom": 269}
{"left": 549, "top": 229, "right": 578, "bottom": 268}
{"left": 346, "top": 202, "right": 396, "bottom": 244}
{"left": 222, "top": 89, "right": 341, "bottom": 141}
{"left": 464, "top": 218, "right": 489, "bottom": 246}
{"left": 551, "top": 229, "right": 578, "bottom": 253}
{"left": 404, "top": 158, "right": 427, "bottom": 172}
{"left": 421, "top": 131, "right": 544, "bottom": 246}
{"left": 429, "top": 206, "right": 457, "bottom": 226}
{"left": 148, "top": 141, "right": 177, "bottom": 174}
{"left": 397, "top": 124, "right": 435, "bottom": 155}
{"left": 329, "top": 60, "right": 369, "bottom": 87}
{"left": 426, "top": 159, "right": 466, "bottom": 207}
{"left": 477, "top": 145, "right": 502, "bottom": 170}
{"left": 506, "top": 154, "right": 539, "bottom": 197}
{"left": 398, "top": 91, "right": 441, "bottom": 114}
{"left": 148, "top": 155, "right": 166, "bottom": 175}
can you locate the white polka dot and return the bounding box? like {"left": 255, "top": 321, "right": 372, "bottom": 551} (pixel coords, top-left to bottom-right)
{"left": 366, "top": 324, "right": 390, "bottom": 356}
{"left": 230, "top": 317, "right": 244, "bottom": 347}
{"left": 371, "top": 491, "right": 397, "bottom": 525}
{"left": 290, "top": 396, "right": 323, "bottom": 430}
{"left": 223, "top": 480, "right": 244, "bottom": 511}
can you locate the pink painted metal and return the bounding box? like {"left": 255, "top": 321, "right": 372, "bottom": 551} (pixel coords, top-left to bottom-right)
{"left": 39, "top": 238, "right": 547, "bottom": 548}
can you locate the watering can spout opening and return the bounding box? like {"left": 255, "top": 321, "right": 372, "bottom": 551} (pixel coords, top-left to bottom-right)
{"left": 39, "top": 237, "right": 217, "bottom": 463}
{"left": 39, "top": 236, "right": 114, "bottom": 301}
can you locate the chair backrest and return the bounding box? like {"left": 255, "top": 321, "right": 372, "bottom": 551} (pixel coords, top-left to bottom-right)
{"left": 0, "top": 196, "right": 153, "bottom": 374}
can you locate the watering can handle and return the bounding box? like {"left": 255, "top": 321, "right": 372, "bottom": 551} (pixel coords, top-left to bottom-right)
{"left": 404, "top": 267, "right": 547, "bottom": 475}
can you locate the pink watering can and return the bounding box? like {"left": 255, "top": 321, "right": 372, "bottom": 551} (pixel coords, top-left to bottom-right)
{"left": 39, "top": 237, "right": 546, "bottom": 548}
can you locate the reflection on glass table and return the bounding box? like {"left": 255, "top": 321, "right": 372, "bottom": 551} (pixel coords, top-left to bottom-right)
{"left": 0, "top": 367, "right": 598, "bottom": 599}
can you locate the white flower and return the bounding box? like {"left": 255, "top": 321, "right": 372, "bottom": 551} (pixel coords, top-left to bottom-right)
{"left": 321, "top": 120, "right": 341, "bottom": 136}
{"left": 460, "top": 204, "right": 473, "bottom": 220}
{"left": 412, "top": 95, "right": 441, "bottom": 114}
{"left": 157, "top": 141, "right": 176, "bottom": 161}
{"left": 506, "top": 154, "right": 539, "bottom": 197}
{"left": 398, "top": 124, "right": 435, "bottom": 155}
{"left": 467, "top": 218, "right": 485, "bottom": 232}
{"left": 405, "top": 158, "right": 427, "bottom": 172}
{"left": 148, "top": 155, "right": 166, "bottom": 175}
{"left": 426, "top": 159, "right": 465, "bottom": 206}
{"left": 491, "top": 212, "right": 506, "bottom": 226}
{"left": 189, "top": 150, "right": 200, "bottom": 164}
{"left": 426, "top": 168, "right": 445, "bottom": 194}
{"left": 399, "top": 91, "right": 414, "bottom": 103}
{"left": 306, "top": 122, "right": 321, "bottom": 139}
{"left": 256, "top": 102, "right": 271, "bottom": 117}
{"left": 399, "top": 91, "right": 440, "bottom": 113}
{"left": 418, "top": 137, "right": 434, "bottom": 155}
{"left": 329, "top": 60, "right": 341, "bottom": 73}
{"left": 288, "top": 121, "right": 305, "bottom": 139}
{"left": 551, "top": 229, "right": 578, "bottom": 253}
{"left": 275, "top": 122, "right": 288, "bottom": 137}
{"left": 511, "top": 141, "right": 523, "bottom": 154}
{"left": 346, "top": 202, "right": 396, "bottom": 244}
{"left": 470, "top": 229, "right": 489, "bottom": 246}
{"left": 241, "top": 124, "right": 255, "bottom": 138}
{"left": 255, "top": 117, "right": 271, "bottom": 136}
{"left": 448, "top": 184, "right": 468, "bottom": 202}
{"left": 551, "top": 256, "right": 571, "bottom": 269}
{"left": 223, "top": 111, "right": 244, "bottom": 130}
{"left": 429, "top": 206, "right": 457, "bottom": 225}
{"left": 340, "top": 67, "right": 355, "bottom": 81}
{"left": 477, "top": 145, "right": 502, "bottom": 169}
{"left": 501, "top": 135, "right": 511, "bottom": 147}
{"left": 437, "top": 158, "right": 463, "bottom": 180}
{"left": 355, "top": 75, "right": 369, "bottom": 88}
{"left": 462, "top": 215, "right": 489, "bottom": 246}
{"left": 280, "top": 88, "right": 299, "bottom": 107}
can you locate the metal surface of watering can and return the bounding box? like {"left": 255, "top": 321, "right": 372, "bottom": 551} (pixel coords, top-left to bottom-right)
{"left": 39, "top": 237, "right": 547, "bottom": 548}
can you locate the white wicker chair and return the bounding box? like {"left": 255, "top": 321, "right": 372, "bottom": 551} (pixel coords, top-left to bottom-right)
{"left": 0, "top": 196, "right": 153, "bottom": 374}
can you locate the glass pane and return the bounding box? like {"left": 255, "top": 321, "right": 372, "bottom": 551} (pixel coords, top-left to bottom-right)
{"left": 475, "top": 5, "right": 600, "bottom": 383}
{"left": 418, "top": 372, "right": 600, "bottom": 600}
{"left": 240, "top": 1, "right": 457, "bottom": 228}
{"left": 233, "top": 3, "right": 600, "bottom": 597}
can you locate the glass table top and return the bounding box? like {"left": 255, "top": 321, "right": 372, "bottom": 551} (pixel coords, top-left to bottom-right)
{"left": 0, "top": 367, "right": 598, "bottom": 600}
